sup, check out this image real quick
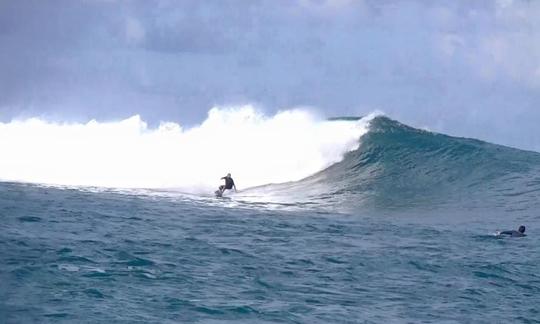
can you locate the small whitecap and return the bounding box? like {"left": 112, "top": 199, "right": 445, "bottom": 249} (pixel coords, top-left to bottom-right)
{"left": 58, "top": 264, "right": 79, "bottom": 272}
{"left": 87, "top": 266, "right": 106, "bottom": 273}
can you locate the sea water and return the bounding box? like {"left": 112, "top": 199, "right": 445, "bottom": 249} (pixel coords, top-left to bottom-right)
{"left": 1, "top": 112, "right": 540, "bottom": 323}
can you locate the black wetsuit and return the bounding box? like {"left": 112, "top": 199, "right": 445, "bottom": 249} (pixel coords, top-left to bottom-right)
{"left": 221, "top": 177, "right": 235, "bottom": 190}
{"left": 499, "top": 230, "right": 526, "bottom": 237}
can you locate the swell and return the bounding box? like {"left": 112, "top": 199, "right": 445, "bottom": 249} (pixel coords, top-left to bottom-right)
{"left": 249, "top": 117, "right": 540, "bottom": 211}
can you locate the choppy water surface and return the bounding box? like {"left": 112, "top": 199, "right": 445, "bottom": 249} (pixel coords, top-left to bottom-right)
{"left": 1, "top": 182, "right": 539, "bottom": 323}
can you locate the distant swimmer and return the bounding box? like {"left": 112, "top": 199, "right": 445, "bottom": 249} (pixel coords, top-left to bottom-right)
{"left": 498, "top": 225, "right": 526, "bottom": 237}
{"left": 217, "top": 173, "right": 237, "bottom": 196}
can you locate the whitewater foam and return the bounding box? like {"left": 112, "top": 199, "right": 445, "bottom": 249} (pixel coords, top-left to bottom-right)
{"left": 0, "top": 106, "right": 376, "bottom": 192}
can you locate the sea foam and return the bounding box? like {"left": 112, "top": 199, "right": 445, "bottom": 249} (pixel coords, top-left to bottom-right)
{"left": 0, "top": 105, "right": 375, "bottom": 192}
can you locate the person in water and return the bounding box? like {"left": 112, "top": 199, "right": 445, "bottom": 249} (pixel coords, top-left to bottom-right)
{"left": 218, "top": 173, "right": 237, "bottom": 194}
{"left": 498, "top": 225, "right": 526, "bottom": 237}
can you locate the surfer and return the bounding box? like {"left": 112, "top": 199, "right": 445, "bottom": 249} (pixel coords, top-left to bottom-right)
{"left": 498, "top": 225, "right": 526, "bottom": 237}
{"left": 218, "top": 173, "right": 237, "bottom": 195}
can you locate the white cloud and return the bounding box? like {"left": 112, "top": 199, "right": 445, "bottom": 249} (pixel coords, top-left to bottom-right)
{"left": 496, "top": 0, "right": 514, "bottom": 11}
{"left": 296, "top": 0, "right": 366, "bottom": 16}
{"left": 125, "top": 17, "right": 145, "bottom": 46}
{"left": 428, "top": 1, "right": 540, "bottom": 89}
{"left": 437, "top": 33, "right": 465, "bottom": 58}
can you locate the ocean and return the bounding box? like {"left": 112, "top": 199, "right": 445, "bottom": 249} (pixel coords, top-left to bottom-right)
{"left": 1, "top": 114, "right": 540, "bottom": 323}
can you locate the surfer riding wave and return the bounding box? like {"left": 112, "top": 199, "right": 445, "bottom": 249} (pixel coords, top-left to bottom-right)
{"left": 216, "top": 173, "right": 237, "bottom": 197}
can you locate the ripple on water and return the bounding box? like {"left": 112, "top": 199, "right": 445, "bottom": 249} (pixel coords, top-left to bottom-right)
{"left": 115, "top": 251, "right": 155, "bottom": 267}
{"left": 124, "top": 257, "right": 155, "bottom": 267}
{"left": 58, "top": 264, "right": 80, "bottom": 272}
{"left": 56, "top": 247, "right": 73, "bottom": 254}
{"left": 83, "top": 288, "right": 105, "bottom": 299}
{"left": 17, "top": 216, "right": 42, "bottom": 222}
{"left": 194, "top": 306, "right": 225, "bottom": 315}
{"left": 43, "top": 313, "right": 69, "bottom": 318}
{"left": 57, "top": 255, "right": 96, "bottom": 264}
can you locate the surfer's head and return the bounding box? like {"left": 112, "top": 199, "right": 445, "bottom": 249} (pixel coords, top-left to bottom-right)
{"left": 227, "top": 173, "right": 231, "bottom": 177}
{"left": 518, "top": 225, "right": 526, "bottom": 233}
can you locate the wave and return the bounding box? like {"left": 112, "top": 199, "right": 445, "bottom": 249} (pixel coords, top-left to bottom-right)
{"left": 0, "top": 106, "right": 373, "bottom": 191}
{"left": 243, "top": 116, "right": 540, "bottom": 211}
{"left": 3, "top": 109, "right": 538, "bottom": 212}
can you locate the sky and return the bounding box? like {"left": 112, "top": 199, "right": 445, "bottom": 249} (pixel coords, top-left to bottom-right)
{"left": 1, "top": 0, "right": 539, "bottom": 151}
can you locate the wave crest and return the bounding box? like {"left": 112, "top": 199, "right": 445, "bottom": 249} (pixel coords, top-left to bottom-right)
{"left": 0, "top": 105, "right": 373, "bottom": 191}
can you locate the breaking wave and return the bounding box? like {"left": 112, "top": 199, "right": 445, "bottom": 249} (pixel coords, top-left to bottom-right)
{"left": 0, "top": 105, "right": 375, "bottom": 192}
{"left": 242, "top": 116, "right": 540, "bottom": 211}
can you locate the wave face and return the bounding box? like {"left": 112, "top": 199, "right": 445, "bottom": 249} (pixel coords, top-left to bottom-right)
{"left": 245, "top": 116, "right": 540, "bottom": 211}
{"left": 0, "top": 106, "right": 372, "bottom": 191}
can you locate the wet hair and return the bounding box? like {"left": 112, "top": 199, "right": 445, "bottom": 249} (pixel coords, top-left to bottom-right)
{"left": 518, "top": 225, "right": 526, "bottom": 233}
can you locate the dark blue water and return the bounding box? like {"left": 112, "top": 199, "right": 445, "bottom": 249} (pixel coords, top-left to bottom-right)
{"left": 2, "top": 117, "right": 540, "bottom": 323}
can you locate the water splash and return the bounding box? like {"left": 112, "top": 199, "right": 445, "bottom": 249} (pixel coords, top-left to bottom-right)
{"left": 0, "top": 105, "right": 375, "bottom": 191}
